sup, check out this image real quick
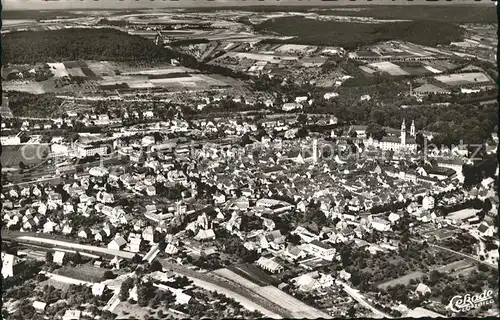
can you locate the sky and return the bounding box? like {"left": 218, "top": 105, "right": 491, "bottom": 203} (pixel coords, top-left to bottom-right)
{"left": 2, "top": 0, "right": 492, "bottom": 11}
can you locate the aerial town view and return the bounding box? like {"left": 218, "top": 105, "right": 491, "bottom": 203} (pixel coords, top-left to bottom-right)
{"left": 1, "top": 1, "right": 498, "bottom": 319}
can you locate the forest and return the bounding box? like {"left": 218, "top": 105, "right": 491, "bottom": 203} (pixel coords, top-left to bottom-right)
{"left": 255, "top": 18, "right": 464, "bottom": 49}
{"left": 321, "top": 5, "right": 498, "bottom": 23}
{"left": 2, "top": 28, "right": 180, "bottom": 64}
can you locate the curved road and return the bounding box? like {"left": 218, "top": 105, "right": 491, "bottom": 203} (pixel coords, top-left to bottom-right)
{"left": 430, "top": 244, "right": 498, "bottom": 270}
{"left": 337, "top": 281, "right": 392, "bottom": 319}
{"left": 161, "top": 260, "right": 297, "bottom": 319}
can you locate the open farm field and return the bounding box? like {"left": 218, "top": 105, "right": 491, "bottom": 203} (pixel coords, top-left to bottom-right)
{"left": 368, "top": 61, "right": 409, "bottom": 76}
{"left": 3, "top": 81, "right": 46, "bottom": 94}
{"left": 377, "top": 271, "right": 426, "bottom": 290}
{"left": 55, "top": 265, "right": 107, "bottom": 283}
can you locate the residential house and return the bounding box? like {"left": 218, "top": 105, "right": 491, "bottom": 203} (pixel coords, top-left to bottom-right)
{"left": 142, "top": 226, "right": 155, "bottom": 243}
{"left": 43, "top": 220, "right": 57, "bottom": 234}
{"left": 128, "top": 235, "right": 142, "bottom": 253}
{"left": 305, "top": 240, "right": 336, "bottom": 261}
{"left": 339, "top": 269, "right": 351, "bottom": 281}
{"left": 422, "top": 195, "right": 435, "bottom": 210}
{"left": 284, "top": 245, "right": 307, "bottom": 260}
{"left": 62, "top": 225, "right": 73, "bottom": 235}
{"left": 264, "top": 230, "right": 286, "bottom": 250}
{"left": 63, "top": 310, "right": 81, "bottom": 320}
{"left": 292, "top": 226, "right": 319, "bottom": 243}
{"left": 194, "top": 229, "right": 216, "bottom": 241}
{"left": 108, "top": 235, "right": 127, "bottom": 250}
{"left": 165, "top": 243, "right": 179, "bottom": 255}
{"left": 22, "top": 219, "right": 37, "bottom": 231}
{"left": 77, "top": 228, "right": 91, "bottom": 239}
{"left": 477, "top": 222, "right": 494, "bottom": 238}
{"left": 33, "top": 301, "right": 47, "bottom": 313}
{"left": 293, "top": 273, "right": 321, "bottom": 292}
{"left": 92, "top": 283, "right": 106, "bottom": 297}
{"left": 1, "top": 253, "right": 25, "bottom": 278}
{"left": 371, "top": 218, "right": 391, "bottom": 232}
{"left": 53, "top": 251, "right": 66, "bottom": 265}
{"left": 48, "top": 192, "right": 63, "bottom": 206}
{"left": 415, "top": 283, "right": 431, "bottom": 296}
{"left": 94, "top": 230, "right": 108, "bottom": 242}
{"left": 256, "top": 256, "right": 284, "bottom": 274}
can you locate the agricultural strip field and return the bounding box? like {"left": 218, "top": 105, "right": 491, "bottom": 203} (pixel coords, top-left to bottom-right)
{"left": 213, "top": 268, "right": 261, "bottom": 290}
{"left": 147, "top": 73, "right": 191, "bottom": 79}
{"left": 254, "top": 286, "right": 333, "bottom": 319}
{"left": 121, "top": 67, "right": 193, "bottom": 75}
{"left": 434, "top": 72, "right": 491, "bottom": 86}
{"left": 228, "top": 264, "right": 279, "bottom": 286}
{"left": 368, "top": 61, "right": 409, "bottom": 76}
{"left": 2, "top": 82, "right": 45, "bottom": 94}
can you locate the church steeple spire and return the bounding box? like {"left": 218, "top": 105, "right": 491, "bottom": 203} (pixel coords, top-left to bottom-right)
{"left": 410, "top": 120, "right": 416, "bottom": 137}
{"left": 401, "top": 119, "right": 406, "bottom": 146}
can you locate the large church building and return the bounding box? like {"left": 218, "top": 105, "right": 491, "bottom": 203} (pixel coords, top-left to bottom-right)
{"left": 366, "top": 119, "right": 418, "bottom": 153}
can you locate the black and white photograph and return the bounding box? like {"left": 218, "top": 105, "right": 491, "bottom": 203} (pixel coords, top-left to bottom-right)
{"left": 1, "top": 0, "right": 498, "bottom": 319}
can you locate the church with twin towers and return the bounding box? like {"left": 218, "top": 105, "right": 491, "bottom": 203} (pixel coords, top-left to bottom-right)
{"left": 365, "top": 119, "right": 418, "bottom": 153}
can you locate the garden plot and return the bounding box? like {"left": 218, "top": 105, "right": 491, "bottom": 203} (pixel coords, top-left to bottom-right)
{"left": 86, "top": 61, "right": 118, "bottom": 77}
{"left": 377, "top": 271, "right": 426, "bottom": 290}
{"left": 434, "top": 72, "right": 492, "bottom": 86}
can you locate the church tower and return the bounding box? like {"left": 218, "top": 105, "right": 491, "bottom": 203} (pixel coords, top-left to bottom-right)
{"left": 410, "top": 120, "right": 416, "bottom": 137}
{"left": 312, "top": 139, "right": 318, "bottom": 164}
{"left": 401, "top": 119, "right": 406, "bottom": 146}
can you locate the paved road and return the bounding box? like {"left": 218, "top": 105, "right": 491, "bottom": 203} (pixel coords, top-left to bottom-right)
{"left": 2, "top": 230, "right": 135, "bottom": 259}
{"left": 161, "top": 260, "right": 291, "bottom": 318}
{"left": 337, "top": 281, "right": 393, "bottom": 319}
{"left": 430, "top": 244, "right": 498, "bottom": 270}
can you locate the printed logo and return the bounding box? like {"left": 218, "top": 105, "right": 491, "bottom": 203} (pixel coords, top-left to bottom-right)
{"left": 448, "top": 290, "right": 495, "bottom": 313}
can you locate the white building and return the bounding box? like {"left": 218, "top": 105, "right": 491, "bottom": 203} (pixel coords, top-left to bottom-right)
{"left": 77, "top": 144, "right": 109, "bottom": 158}
{"left": 282, "top": 102, "right": 302, "bottom": 112}
{"left": 371, "top": 218, "right": 391, "bottom": 232}
{"left": 422, "top": 195, "right": 435, "bottom": 211}
{"left": 108, "top": 235, "right": 127, "bottom": 250}
{"left": 305, "top": 240, "right": 336, "bottom": 261}
{"left": 367, "top": 119, "right": 417, "bottom": 153}
{"left": 324, "top": 92, "right": 339, "bottom": 100}
{"left": 1, "top": 135, "right": 21, "bottom": 145}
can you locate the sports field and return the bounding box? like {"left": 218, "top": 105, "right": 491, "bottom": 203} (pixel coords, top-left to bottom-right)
{"left": 1, "top": 144, "right": 50, "bottom": 168}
